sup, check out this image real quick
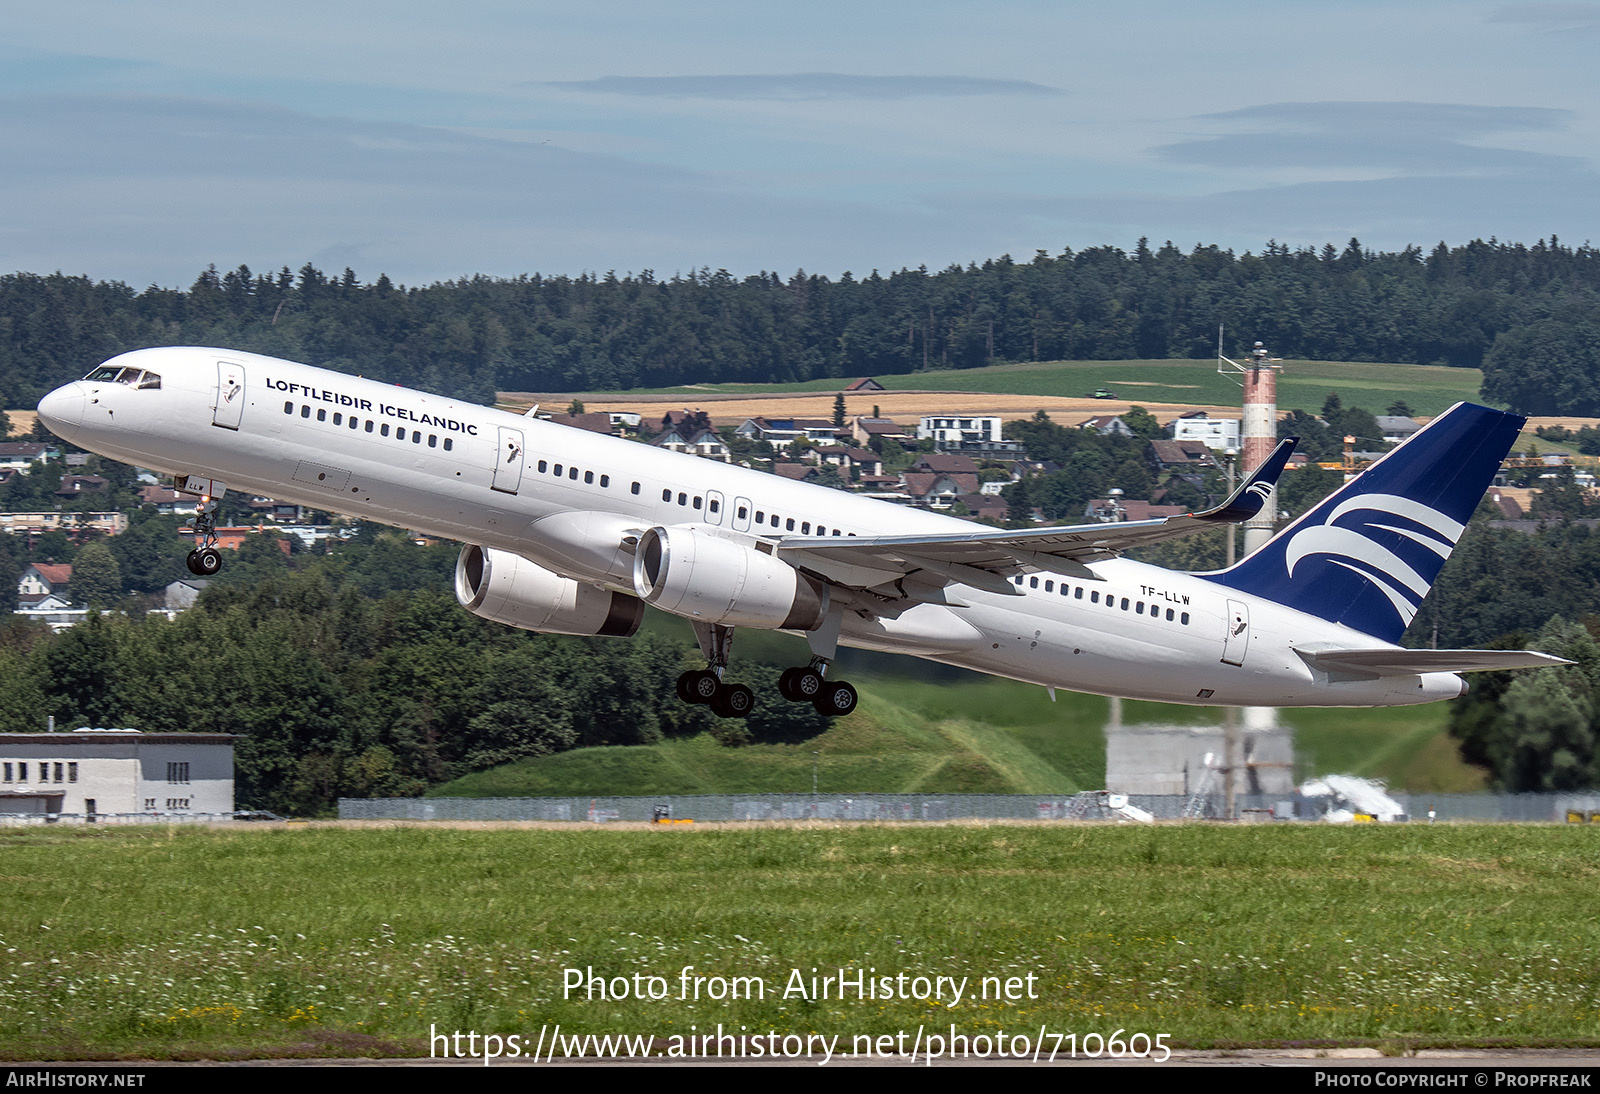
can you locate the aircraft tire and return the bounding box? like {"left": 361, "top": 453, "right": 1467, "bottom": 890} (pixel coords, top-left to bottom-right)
{"left": 711, "top": 683, "right": 754, "bottom": 719}
{"left": 193, "top": 548, "right": 223, "bottom": 576}
{"left": 778, "top": 667, "right": 800, "bottom": 700}
{"left": 679, "top": 669, "right": 721, "bottom": 705}
{"left": 790, "top": 667, "right": 824, "bottom": 701}
{"left": 813, "top": 680, "right": 857, "bottom": 717}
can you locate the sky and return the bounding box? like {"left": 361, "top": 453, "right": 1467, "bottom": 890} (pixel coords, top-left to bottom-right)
{"left": 4, "top": 1, "right": 1599, "bottom": 288}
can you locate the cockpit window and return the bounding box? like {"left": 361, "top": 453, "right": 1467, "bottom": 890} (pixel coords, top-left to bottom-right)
{"left": 80, "top": 366, "right": 160, "bottom": 389}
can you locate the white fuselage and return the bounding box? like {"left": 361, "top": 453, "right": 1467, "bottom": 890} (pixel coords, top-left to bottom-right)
{"left": 38, "top": 347, "right": 1465, "bottom": 707}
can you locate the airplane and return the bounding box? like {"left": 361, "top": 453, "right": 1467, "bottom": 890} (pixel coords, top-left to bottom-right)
{"left": 35, "top": 347, "right": 1564, "bottom": 719}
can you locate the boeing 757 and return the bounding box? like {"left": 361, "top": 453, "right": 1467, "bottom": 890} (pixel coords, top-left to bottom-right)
{"left": 35, "top": 348, "right": 1563, "bottom": 718}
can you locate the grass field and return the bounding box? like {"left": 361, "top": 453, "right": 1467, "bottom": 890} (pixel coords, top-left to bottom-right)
{"left": 434, "top": 614, "right": 1482, "bottom": 799}
{"left": 3, "top": 823, "right": 1597, "bottom": 1060}
{"left": 555, "top": 358, "right": 1486, "bottom": 418}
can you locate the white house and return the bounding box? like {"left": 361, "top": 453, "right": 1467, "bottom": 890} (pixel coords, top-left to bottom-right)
{"left": 1169, "top": 413, "right": 1241, "bottom": 451}
{"left": 0, "top": 730, "right": 235, "bottom": 819}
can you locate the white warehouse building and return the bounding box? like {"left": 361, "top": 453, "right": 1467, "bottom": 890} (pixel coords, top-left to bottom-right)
{"left": 0, "top": 729, "right": 235, "bottom": 820}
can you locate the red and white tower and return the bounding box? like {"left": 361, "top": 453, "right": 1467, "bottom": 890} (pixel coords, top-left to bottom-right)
{"left": 1221, "top": 338, "right": 1283, "bottom": 556}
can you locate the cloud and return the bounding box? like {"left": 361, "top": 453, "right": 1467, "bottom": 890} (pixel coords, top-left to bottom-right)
{"left": 1157, "top": 101, "right": 1580, "bottom": 176}
{"left": 539, "top": 73, "right": 1063, "bottom": 101}
{"left": 1487, "top": 3, "right": 1600, "bottom": 28}
{"left": 0, "top": 94, "right": 987, "bottom": 287}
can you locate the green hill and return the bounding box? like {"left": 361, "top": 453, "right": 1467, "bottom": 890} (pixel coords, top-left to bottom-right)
{"left": 430, "top": 660, "right": 1481, "bottom": 798}
{"left": 585, "top": 357, "right": 1486, "bottom": 417}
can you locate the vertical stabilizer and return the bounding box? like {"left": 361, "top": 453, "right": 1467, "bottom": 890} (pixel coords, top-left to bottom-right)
{"left": 1204, "top": 402, "right": 1524, "bottom": 644}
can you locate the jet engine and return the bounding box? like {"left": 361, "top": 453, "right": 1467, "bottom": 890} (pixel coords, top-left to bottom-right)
{"left": 455, "top": 545, "right": 643, "bottom": 637}
{"left": 633, "top": 525, "right": 829, "bottom": 630}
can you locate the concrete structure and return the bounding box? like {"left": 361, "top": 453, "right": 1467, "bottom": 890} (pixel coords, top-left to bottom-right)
{"left": 1105, "top": 724, "right": 1295, "bottom": 800}
{"left": 0, "top": 730, "right": 235, "bottom": 819}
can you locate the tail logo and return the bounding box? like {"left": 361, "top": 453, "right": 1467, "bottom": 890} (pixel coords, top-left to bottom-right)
{"left": 1282, "top": 494, "right": 1465, "bottom": 626}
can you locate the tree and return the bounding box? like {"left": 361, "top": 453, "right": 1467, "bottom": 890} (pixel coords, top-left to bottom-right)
{"left": 832, "top": 392, "right": 847, "bottom": 429}
{"left": 71, "top": 541, "right": 122, "bottom": 607}
{"left": 567, "top": 399, "right": 586, "bottom": 415}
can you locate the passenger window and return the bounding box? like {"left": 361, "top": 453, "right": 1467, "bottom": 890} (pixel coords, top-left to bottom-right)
{"left": 662, "top": 489, "right": 672, "bottom": 502}
{"left": 1045, "top": 580, "right": 1054, "bottom": 592}
{"left": 444, "top": 438, "right": 453, "bottom": 451}
{"left": 709, "top": 498, "right": 718, "bottom": 512}
{"left": 397, "top": 427, "right": 406, "bottom": 441}
{"left": 1136, "top": 602, "right": 1145, "bottom": 614}
{"left": 737, "top": 506, "right": 748, "bottom": 519}
{"left": 333, "top": 413, "right": 342, "bottom": 426}
{"left": 284, "top": 401, "right": 293, "bottom": 414}
{"left": 632, "top": 482, "right": 641, "bottom": 495}
{"left": 349, "top": 417, "right": 358, "bottom": 429}
{"left": 756, "top": 511, "right": 766, "bottom": 524}
{"left": 365, "top": 420, "right": 374, "bottom": 432}
{"left": 786, "top": 518, "right": 795, "bottom": 531}
{"left": 584, "top": 471, "right": 593, "bottom": 484}
{"left": 1121, "top": 598, "right": 1129, "bottom": 610}
{"left": 1075, "top": 587, "right": 1083, "bottom": 599}
{"left": 539, "top": 461, "right": 548, "bottom": 473}
{"left": 693, "top": 496, "right": 702, "bottom": 509}
{"left": 413, "top": 432, "right": 422, "bottom": 444}
{"left": 600, "top": 475, "right": 610, "bottom": 487}
{"left": 301, "top": 405, "right": 310, "bottom": 418}
{"left": 554, "top": 463, "right": 564, "bottom": 476}
{"left": 1181, "top": 612, "right": 1190, "bottom": 625}
{"left": 1029, "top": 577, "right": 1039, "bottom": 589}
{"left": 381, "top": 423, "right": 390, "bottom": 436}
{"left": 569, "top": 467, "right": 578, "bottom": 480}
{"left": 678, "top": 492, "right": 687, "bottom": 505}
{"left": 317, "top": 409, "right": 327, "bottom": 422}
{"left": 1166, "top": 608, "right": 1174, "bottom": 621}
{"left": 801, "top": 522, "right": 810, "bottom": 534}
{"left": 428, "top": 435, "right": 437, "bottom": 447}
{"left": 1091, "top": 591, "right": 1100, "bottom": 604}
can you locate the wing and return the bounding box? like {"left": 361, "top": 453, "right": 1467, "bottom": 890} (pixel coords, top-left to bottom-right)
{"left": 1298, "top": 648, "right": 1574, "bottom": 677}
{"left": 775, "top": 438, "right": 1297, "bottom": 598}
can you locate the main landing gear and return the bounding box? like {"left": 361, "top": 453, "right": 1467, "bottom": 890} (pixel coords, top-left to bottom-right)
{"left": 185, "top": 496, "right": 223, "bottom": 577}
{"left": 678, "top": 623, "right": 858, "bottom": 720}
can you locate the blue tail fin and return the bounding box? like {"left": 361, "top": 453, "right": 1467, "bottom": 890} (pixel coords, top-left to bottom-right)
{"left": 1204, "top": 402, "right": 1524, "bottom": 644}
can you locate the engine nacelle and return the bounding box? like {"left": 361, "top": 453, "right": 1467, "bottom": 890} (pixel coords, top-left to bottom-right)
{"left": 633, "top": 525, "right": 829, "bottom": 631}
{"left": 456, "top": 545, "right": 643, "bottom": 637}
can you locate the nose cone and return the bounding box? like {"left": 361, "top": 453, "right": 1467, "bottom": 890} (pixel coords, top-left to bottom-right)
{"left": 37, "top": 383, "right": 84, "bottom": 441}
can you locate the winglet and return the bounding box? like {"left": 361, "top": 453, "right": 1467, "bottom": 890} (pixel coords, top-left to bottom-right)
{"left": 1192, "top": 438, "right": 1297, "bottom": 524}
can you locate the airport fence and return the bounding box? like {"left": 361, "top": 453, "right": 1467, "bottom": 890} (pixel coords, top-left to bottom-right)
{"left": 338, "top": 791, "right": 1600, "bottom": 824}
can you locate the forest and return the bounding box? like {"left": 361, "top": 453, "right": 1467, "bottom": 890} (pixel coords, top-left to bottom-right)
{"left": 2, "top": 236, "right": 1599, "bottom": 414}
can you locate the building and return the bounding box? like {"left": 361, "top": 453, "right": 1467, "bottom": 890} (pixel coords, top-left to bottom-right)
{"left": 0, "top": 729, "right": 235, "bottom": 819}
{"left": 1077, "top": 414, "right": 1134, "bottom": 437}
{"left": 0, "top": 511, "right": 128, "bottom": 538}
{"left": 1168, "top": 412, "right": 1241, "bottom": 451}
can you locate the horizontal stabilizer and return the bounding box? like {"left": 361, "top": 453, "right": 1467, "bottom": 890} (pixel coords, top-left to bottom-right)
{"left": 1298, "top": 647, "right": 1573, "bottom": 677}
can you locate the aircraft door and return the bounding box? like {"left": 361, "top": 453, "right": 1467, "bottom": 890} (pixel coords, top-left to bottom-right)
{"left": 705, "top": 489, "right": 725, "bottom": 526}
{"left": 492, "top": 426, "right": 525, "bottom": 495}
{"left": 213, "top": 360, "right": 245, "bottom": 430}
{"left": 731, "top": 496, "right": 753, "bottom": 533}
{"left": 1221, "top": 599, "right": 1250, "bottom": 666}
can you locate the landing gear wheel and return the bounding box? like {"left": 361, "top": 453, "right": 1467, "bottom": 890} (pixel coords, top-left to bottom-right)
{"left": 711, "top": 683, "right": 755, "bottom": 719}
{"left": 188, "top": 548, "right": 222, "bottom": 576}
{"left": 677, "top": 669, "right": 721, "bottom": 705}
{"left": 779, "top": 666, "right": 825, "bottom": 702}
{"left": 813, "top": 680, "right": 858, "bottom": 717}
